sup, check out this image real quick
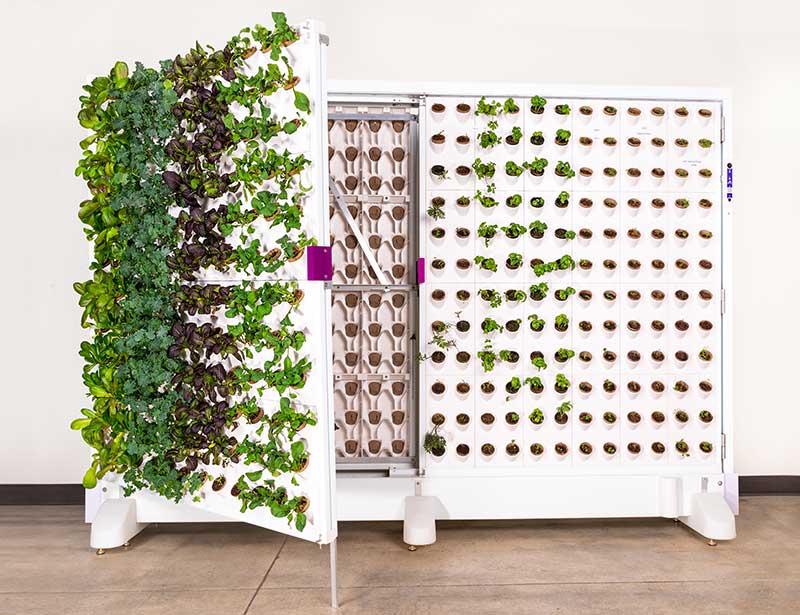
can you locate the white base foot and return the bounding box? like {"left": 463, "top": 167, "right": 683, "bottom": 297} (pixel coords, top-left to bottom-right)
{"left": 90, "top": 498, "right": 148, "bottom": 550}
{"left": 403, "top": 495, "right": 436, "bottom": 548}
{"left": 679, "top": 492, "right": 736, "bottom": 542}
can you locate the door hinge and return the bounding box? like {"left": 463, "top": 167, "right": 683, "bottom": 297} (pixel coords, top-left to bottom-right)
{"left": 720, "top": 116, "right": 725, "bottom": 143}
{"left": 721, "top": 433, "right": 727, "bottom": 459}
{"left": 720, "top": 288, "right": 726, "bottom": 315}
{"left": 319, "top": 34, "right": 330, "bottom": 46}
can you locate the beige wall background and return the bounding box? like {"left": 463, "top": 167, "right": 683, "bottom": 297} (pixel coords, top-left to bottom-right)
{"left": 1, "top": 0, "right": 798, "bottom": 483}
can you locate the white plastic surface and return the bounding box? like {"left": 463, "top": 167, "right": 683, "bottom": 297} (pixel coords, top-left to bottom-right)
{"left": 90, "top": 498, "right": 148, "bottom": 550}
{"left": 680, "top": 492, "right": 736, "bottom": 541}
{"left": 403, "top": 495, "right": 437, "bottom": 546}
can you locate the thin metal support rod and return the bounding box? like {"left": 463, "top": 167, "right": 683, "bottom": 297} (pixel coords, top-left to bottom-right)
{"left": 329, "top": 112, "right": 415, "bottom": 121}
{"left": 330, "top": 539, "right": 338, "bottom": 609}
{"left": 329, "top": 177, "right": 390, "bottom": 286}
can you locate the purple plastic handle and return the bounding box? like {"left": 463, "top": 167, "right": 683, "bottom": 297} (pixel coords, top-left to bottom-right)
{"left": 417, "top": 258, "right": 425, "bottom": 284}
{"left": 306, "top": 245, "right": 332, "bottom": 281}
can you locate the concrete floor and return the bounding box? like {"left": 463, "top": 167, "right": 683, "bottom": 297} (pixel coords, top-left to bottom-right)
{"left": 0, "top": 496, "right": 798, "bottom": 614}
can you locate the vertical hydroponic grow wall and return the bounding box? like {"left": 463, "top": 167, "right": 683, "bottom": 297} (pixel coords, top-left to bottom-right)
{"left": 75, "top": 16, "right": 336, "bottom": 544}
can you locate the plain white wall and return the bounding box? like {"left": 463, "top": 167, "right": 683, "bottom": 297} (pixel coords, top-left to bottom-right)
{"left": 1, "top": 0, "right": 798, "bottom": 483}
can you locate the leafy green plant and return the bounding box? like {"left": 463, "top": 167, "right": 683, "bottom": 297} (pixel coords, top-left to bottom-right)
{"left": 531, "top": 355, "right": 547, "bottom": 371}
{"left": 427, "top": 201, "right": 445, "bottom": 220}
{"left": 502, "top": 222, "right": 526, "bottom": 239}
{"left": 555, "top": 161, "right": 576, "bottom": 178}
{"left": 555, "top": 374, "right": 571, "bottom": 393}
{"left": 555, "top": 191, "right": 570, "bottom": 206}
{"left": 529, "top": 408, "right": 544, "bottom": 424}
{"left": 476, "top": 96, "right": 502, "bottom": 116}
{"left": 477, "top": 221, "right": 498, "bottom": 246}
{"left": 505, "top": 161, "right": 524, "bottom": 176}
{"left": 472, "top": 158, "right": 496, "bottom": 180}
{"left": 503, "top": 98, "right": 520, "bottom": 113}
{"left": 528, "top": 220, "right": 548, "bottom": 238}
{"left": 529, "top": 282, "right": 549, "bottom": 301}
{"left": 499, "top": 350, "right": 518, "bottom": 363}
{"left": 481, "top": 317, "right": 503, "bottom": 334}
{"left": 506, "top": 376, "right": 522, "bottom": 393}
{"left": 475, "top": 190, "right": 499, "bottom": 208}
{"left": 554, "top": 313, "right": 569, "bottom": 331}
{"left": 506, "top": 194, "right": 522, "bottom": 208}
{"left": 528, "top": 314, "right": 545, "bottom": 332}
{"left": 478, "top": 341, "right": 498, "bottom": 371}
{"left": 523, "top": 157, "right": 548, "bottom": 175}
{"left": 478, "top": 129, "right": 500, "bottom": 149}
{"left": 525, "top": 376, "right": 544, "bottom": 393}
{"left": 554, "top": 103, "right": 571, "bottom": 115}
{"left": 423, "top": 426, "right": 447, "bottom": 455}
{"left": 555, "top": 348, "right": 575, "bottom": 362}
{"left": 506, "top": 252, "right": 523, "bottom": 269}
{"left": 479, "top": 288, "right": 503, "bottom": 308}
{"left": 555, "top": 129, "right": 571, "bottom": 145}
{"left": 474, "top": 255, "right": 498, "bottom": 272}
{"left": 554, "top": 286, "right": 576, "bottom": 301}
{"left": 532, "top": 255, "right": 576, "bottom": 277}
{"left": 506, "top": 126, "right": 523, "bottom": 145}
{"left": 529, "top": 95, "right": 547, "bottom": 114}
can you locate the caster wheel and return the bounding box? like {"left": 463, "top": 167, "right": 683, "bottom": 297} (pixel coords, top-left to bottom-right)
{"left": 123, "top": 541, "right": 130, "bottom": 548}
{"left": 707, "top": 539, "right": 717, "bottom": 547}
{"left": 407, "top": 545, "right": 417, "bottom": 552}
{"left": 96, "top": 548, "right": 105, "bottom": 556}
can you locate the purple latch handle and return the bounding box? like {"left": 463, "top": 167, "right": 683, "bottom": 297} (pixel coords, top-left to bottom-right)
{"left": 306, "top": 246, "right": 332, "bottom": 281}
{"left": 417, "top": 258, "right": 425, "bottom": 284}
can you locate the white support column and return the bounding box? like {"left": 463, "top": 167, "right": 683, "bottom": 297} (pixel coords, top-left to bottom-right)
{"left": 90, "top": 498, "right": 148, "bottom": 553}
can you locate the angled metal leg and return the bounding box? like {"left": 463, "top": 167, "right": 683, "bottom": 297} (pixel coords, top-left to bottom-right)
{"left": 329, "top": 177, "right": 389, "bottom": 286}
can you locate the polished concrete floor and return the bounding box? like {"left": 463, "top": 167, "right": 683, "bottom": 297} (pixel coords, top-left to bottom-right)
{"left": 0, "top": 496, "right": 798, "bottom": 614}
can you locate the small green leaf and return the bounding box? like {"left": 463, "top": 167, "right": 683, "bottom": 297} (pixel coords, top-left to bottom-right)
{"left": 70, "top": 418, "right": 91, "bottom": 430}
{"left": 293, "top": 90, "right": 310, "bottom": 113}
{"left": 82, "top": 466, "right": 97, "bottom": 489}
{"left": 245, "top": 470, "right": 263, "bottom": 482}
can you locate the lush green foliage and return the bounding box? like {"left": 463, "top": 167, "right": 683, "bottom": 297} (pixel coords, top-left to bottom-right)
{"left": 74, "top": 13, "right": 317, "bottom": 532}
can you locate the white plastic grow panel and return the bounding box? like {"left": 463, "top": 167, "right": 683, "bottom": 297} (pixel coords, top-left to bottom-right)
{"left": 329, "top": 82, "right": 734, "bottom": 536}
{"left": 89, "top": 21, "right": 337, "bottom": 547}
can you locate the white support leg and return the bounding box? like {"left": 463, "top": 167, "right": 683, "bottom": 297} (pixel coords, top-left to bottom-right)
{"left": 329, "top": 539, "right": 338, "bottom": 609}
{"left": 403, "top": 481, "right": 437, "bottom": 550}
{"left": 90, "top": 498, "right": 148, "bottom": 553}
{"left": 679, "top": 492, "right": 737, "bottom": 544}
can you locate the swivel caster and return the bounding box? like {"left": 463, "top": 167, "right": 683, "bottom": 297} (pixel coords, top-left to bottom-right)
{"left": 707, "top": 539, "right": 717, "bottom": 547}
{"left": 123, "top": 541, "right": 130, "bottom": 548}
{"left": 96, "top": 548, "right": 105, "bottom": 556}
{"left": 407, "top": 545, "right": 417, "bottom": 552}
